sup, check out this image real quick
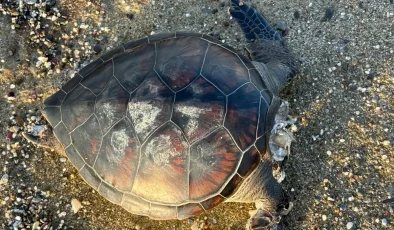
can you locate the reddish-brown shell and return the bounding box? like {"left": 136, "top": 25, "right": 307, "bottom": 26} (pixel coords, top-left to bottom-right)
{"left": 43, "top": 32, "right": 275, "bottom": 220}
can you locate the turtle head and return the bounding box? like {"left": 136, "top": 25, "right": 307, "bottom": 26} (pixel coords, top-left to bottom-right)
{"left": 229, "top": 0, "right": 298, "bottom": 94}
{"left": 22, "top": 117, "right": 66, "bottom": 156}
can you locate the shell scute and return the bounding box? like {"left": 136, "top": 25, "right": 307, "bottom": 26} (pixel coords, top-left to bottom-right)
{"left": 172, "top": 77, "right": 226, "bottom": 143}
{"left": 238, "top": 146, "right": 260, "bottom": 177}
{"left": 62, "top": 74, "right": 82, "bottom": 93}
{"left": 70, "top": 115, "right": 102, "bottom": 166}
{"left": 220, "top": 174, "right": 243, "bottom": 198}
{"left": 95, "top": 77, "right": 129, "bottom": 133}
{"left": 225, "top": 83, "right": 260, "bottom": 151}
{"left": 132, "top": 122, "right": 189, "bottom": 204}
{"left": 43, "top": 106, "right": 61, "bottom": 127}
{"left": 155, "top": 37, "right": 208, "bottom": 91}
{"left": 201, "top": 44, "right": 249, "bottom": 94}
{"left": 98, "top": 182, "right": 123, "bottom": 205}
{"left": 78, "top": 59, "right": 104, "bottom": 77}
{"left": 79, "top": 165, "right": 101, "bottom": 189}
{"left": 127, "top": 71, "right": 174, "bottom": 143}
{"left": 114, "top": 43, "right": 155, "bottom": 93}
{"left": 80, "top": 60, "right": 113, "bottom": 95}
{"left": 44, "top": 90, "right": 66, "bottom": 107}
{"left": 65, "top": 145, "right": 85, "bottom": 170}
{"left": 121, "top": 193, "right": 150, "bottom": 216}
{"left": 94, "top": 118, "right": 139, "bottom": 191}
{"left": 189, "top": 128, "right": 241, "bottom": 201}
{"left": 149, "top": 203, "right": 177, "bottom": 220}
{"left": 61, "top": 84, "right": 96, "bottom": 131}
{"left": 53, "top": 122, "right": 71, "bottom": 148}
{"left": 177, "top": 203, "right": 204, "bottom": 220}
{"left": 123, "top": 37, "right": 149, "bottom": 51}
{"left": 148, "top": 32, "right": 176, "bottom": 42}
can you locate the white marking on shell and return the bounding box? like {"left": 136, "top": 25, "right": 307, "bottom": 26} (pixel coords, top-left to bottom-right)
{"left": 100, "top": 102, "right": 115, "bottom": 122}
{"left": 128, "top": 101, "right": 161, "bottom": 138}
{"left": 144, "top": 131, "right": 183, "bottom": 166}
{"left": 176, "top": 100, "right": 211, "bottom": 138}
{"left": 108, "top": 128, "right": 129, "bottom": 164}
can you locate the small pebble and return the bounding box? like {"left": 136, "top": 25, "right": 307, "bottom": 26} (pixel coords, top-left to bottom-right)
{"left": 346, "top": 222, "right": 354, "bottom": 229}
{"left": 322, "top": 214, "right": 327, "bottom": 221}
{"left": 322, "top": 7, "right": 335, "bottom": 21}
{"left": 382, "top": 218, "right": 388, "bottom": 226}
{"left": 60, "top": 158, "right": 67, "bottom": 163}
{"left": 71, "top": 198, "right": 82, "bottom": 213}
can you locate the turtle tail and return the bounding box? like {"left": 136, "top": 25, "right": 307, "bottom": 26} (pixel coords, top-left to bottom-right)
{"left": 229, "top": 0, "right": 282, "bottom": 43}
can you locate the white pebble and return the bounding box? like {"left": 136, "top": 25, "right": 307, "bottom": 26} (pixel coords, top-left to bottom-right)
{"left": 59, "top": 211, "right": 67, "bottom": 217}
{"left": 322, "top": 214, "right": 327, "bottom": 221}
{"left": 59, "top": 158, "right": 67, "bottom": 163}
{"left": 185, "top": 13, "right": 191, "bottom": 17}
{"left": 346, "top": 222, "right": 354, "bottom": 229}
{"left": 71, "top": 198, "right": 82, "bottom": 213}
{"left": 382, "top": 218, "right": 388, "bottom": 226}
{"left": 327, "top": 150, "right": 332, "bottom": 155}
{"left": 383, "top": 140, "right": 390, "bottom": 146}
{"left": 10, "top": 84, "right": 15, "bottom": 89}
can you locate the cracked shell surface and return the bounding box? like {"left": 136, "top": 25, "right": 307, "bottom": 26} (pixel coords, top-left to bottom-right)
{"left": 42, "top": 33, "right": 274, "bottom": 219}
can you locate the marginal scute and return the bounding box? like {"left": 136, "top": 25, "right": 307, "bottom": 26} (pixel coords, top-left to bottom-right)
{"left": 127, "top": 72, "right": 174, "bottom": 143}
{"left": 238, "top": 54, "right": 255, "bottom": 69}
{"left": 100, "top": 45, "right": 125, "bottom": 61}
{"left": 200, "top": 195, "right": 225, "bottom": 210}
{"left": 155, "top": 37, "right": 208, "bottom": 91}
{"left": 44, "top": 90, "right": 66, "bottom": 107}
{"left": 61, "top": 84, "right": 96, "bottom": 131}
{"left": 149, "top": 203, "right": 177, "bottom": 220}
{"left": 94, "top": 118, "right": 139, "bottom": 191}
{"left": 78, "top": 59, "right": 104, "bottom": 77}
{"left": 177, "top": 203, "right": 204, "bottom": 220}
{"left": 62, "top": 74, "right": 82, "bottom": 93}
{"left": 114, "top": 43, "right": 156, "bottom": 93}
{"left": 121, "top": 193, "right": 150, "bottom": 216}
{"left": 79, "top": 165, "right": 101, "bottom": 189}
{"left": 220, "top": 174, "right": 243, "bottom": 198}
{"left": 148, "top": 32, "right": 176, "bottom": 42}
{"left": 43, "top": 106, "right": 61, "bottom": 127}
{"left": 257, "top": 94, "right": 270, "bottom": 138}
{"left": 123, "top": 37, "right": 149, "bottom": 51}
{"left": 95, "top": 77, "right": 129, "bottom": 133}
{"left": 189, "top": 128, "right": 241, "bottom": 201}
{"left": 201, "top": 43, "right": 249, "bottom": 94}
{"left": 238, "top": 146, "right": 260, "bottom": 177}
{"left": 176, "top": 31, "right": 203, "bottom": 38}
{"left": 70, "top": 115, "right": 102, "bottom": 166}
{"left": 133, "top": 122, "right": 189, "bottom": 204}
{"left": 81, "top": 60, "right": 114, "bottom": 95}
{"left": 250, "top": 68, "right": 267, "bottom": 91}
{"left": 98, "top": 182, "right": 123, "bottom": 205}
{"left": 225, "top": 83, "right": 260, "bottom": 150}
{"left": 172, "top": 77, "right": 226, "bottom": 143}
{"left": 53, "top": 122, "right": 71, "bottom": 148}
{"left": 255, "top": 136, "right": 267, "bottom": 155}
{"left": 65, "top": 145, "right": 85, "bottom": 170}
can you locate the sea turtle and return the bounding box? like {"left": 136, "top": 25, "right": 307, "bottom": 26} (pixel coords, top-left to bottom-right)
{"left": 23, "top": 0, "right": 298, "bottom": 229}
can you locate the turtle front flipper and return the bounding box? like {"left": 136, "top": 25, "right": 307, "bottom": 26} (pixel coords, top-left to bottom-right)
{"left": 229, "top": 1, "right": 297, "bottom": 94}
{"left": 229, "top": 0, "right": 281, "bottom": 43}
